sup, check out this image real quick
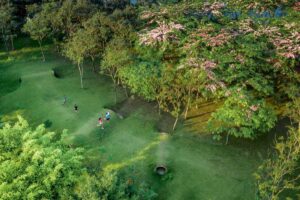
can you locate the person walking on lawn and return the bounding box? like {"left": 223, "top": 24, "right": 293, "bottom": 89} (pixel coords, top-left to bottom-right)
{"left": 98, "top": 117, "right": 104, "bottom": 129}
{"left": 74, "top": 104, "right": 78, "bottom": 112}
{"left": 105, "top": 111, "right": 111, "bottom": 122}
{"left": 63, "top": 95, "right": 67, "bottom": 105}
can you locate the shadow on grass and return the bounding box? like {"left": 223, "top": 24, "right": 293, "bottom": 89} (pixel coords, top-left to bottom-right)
{"left": 52, "top": 64, "right": 75, "bottom": 79}
{"left": 104, "top": 96, "right": 176, "bottom": 133}
{"left": 0, "top": 67, "right": 21, "bottom": 97}
{"left": 103, "top": 135, "right": 166, "bottom": 173}
{"left": 43, "top": 119, "right": 53, "bottom": 128}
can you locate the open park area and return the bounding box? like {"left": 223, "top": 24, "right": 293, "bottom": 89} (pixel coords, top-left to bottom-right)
{"left": 0, "top": 1, "right": 299, "bottom": 200}
{"left": 0, "top": 38, "right": 263, "bottom": 200}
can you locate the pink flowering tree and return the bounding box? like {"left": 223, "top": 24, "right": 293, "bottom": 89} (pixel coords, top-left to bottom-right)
{"left": 134, "top": 0, "right": 300, "bottom": 135}
{"left": 138, "top": 21, "right": 184, "bottom": 46}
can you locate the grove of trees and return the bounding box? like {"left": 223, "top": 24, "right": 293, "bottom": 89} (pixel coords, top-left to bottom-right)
{"left": 0, "top": 0, "right": 17, "bottom": 51}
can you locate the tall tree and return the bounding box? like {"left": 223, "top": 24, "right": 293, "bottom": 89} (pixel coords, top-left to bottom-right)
{"left": 0, "top": 0, "right": 16, "bottom": 51}
{"left": 101, "top": 37, "right": 133, "bottom": 103}
{"left": 53, "top": 0, "right": 96, "bottom": 37}
{"left": 254, "top": 128, "right": 300, "bottom": 200}
{"left": 23, "top": 0, "right": 97, "bottom": 53}
{"left": 158, "top": 67, "right": 188, "bottom": 131}
{"left": 63, "top": 29, "right": 89, "bottom": 88}
{"left": 119, "top": 60, "right": 162, "bottom": 106}
{"left": 22, "top": 14, "right": 50, "bottom": 61}
{"left": 207, "top": 88, "right": 277, "bottom": 142}
{"left": 82, "top": 12, "right": 112, "bottom": 72}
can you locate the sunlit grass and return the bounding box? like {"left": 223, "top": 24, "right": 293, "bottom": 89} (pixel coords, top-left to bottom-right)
{"left": 103, "top": 135, "right": 167, "bottom": 173}
{"left": 0, "top": 44, "right": 52, "bottom": 64}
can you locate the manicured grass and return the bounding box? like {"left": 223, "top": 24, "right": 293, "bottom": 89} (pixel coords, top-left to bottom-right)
{"left": 0, "top": 38, "right": 266, "bottom": 199}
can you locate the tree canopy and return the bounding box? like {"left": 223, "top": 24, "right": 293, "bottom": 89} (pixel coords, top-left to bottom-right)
{"left": 20, "top": 0, "right": 300, "bottom": 138}
{"left": 0, "top": 0, "right": 17, "bottom": 51}
{"left": 0, "top": 117, "right": 156, "bottom": 200}
{"left": 0, "top": 116, "right": 84, "bottom": 199}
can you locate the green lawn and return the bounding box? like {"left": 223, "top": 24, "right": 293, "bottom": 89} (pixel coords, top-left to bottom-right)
{"left": 0, "top": 38, "right": 264, "bottom": 200}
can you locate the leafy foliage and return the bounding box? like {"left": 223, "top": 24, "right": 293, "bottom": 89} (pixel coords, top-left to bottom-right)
{"left": 20, "top": 0, "right": 300, "bottom": 136}
{"left": 0, "top": 117, "right": 157, "bottom": 200}
{"left": 207, "top": 88, "right": 277, "bottom": 139}
{"left": 76, "top": 171, "right": 157, "bottom": 200}
{"left": 254, "top": 128, "right": 300, "bottom": 200}
{"left": 0, "top": 0, "right": 17, "bottom": 51}
{"left": 0, "top": 116, "right": 84, "bottom": 199}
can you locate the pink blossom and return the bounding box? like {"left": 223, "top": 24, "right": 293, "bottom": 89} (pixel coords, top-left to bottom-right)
{"left": 218, "top": 81, "right": 226, "bottom": 88}
{"left": 140, "top": 11, "right": 155, "bottom": 20}
{"left": 281, "top": 52, "right": 296, "bottom": 59}
{"left": 250, "top": 105, "right": 259, "bottom": 112}
{"left": 206, "top": 84, "right": 217, "bottom": 92}
{"left": 238, "top": 19, "right": 255, "bottom": 34}
{"left": 203, "top": 60, "right": 217, "bottom": 69}
{"left": 139, "top": 21, "right": 185, "bottom": 45}
{"left": 198, "top": 29, "right": 232, "bottom": 47}
{"left": 187, "top": 58, "right": 201, "bottom": 68}
{"left": 294, "top": 2, "right": 300, "bottom": 11}
{"left": 198, "top": 33, "right": 209, "bottom": 37}
{"left": 235, "top": 54, "right": 245, "bottom": 63}
{"left": 268, "top": 31, "right": 300, "bottom": 59}
{"left": 184, "top": 59, "right": 225, "bottom": 93}
{"left": 203, "top": 2, "right": 226, "bottom": 13}
{"left": 225, "top": 90, "right": 231, "bottom": 96}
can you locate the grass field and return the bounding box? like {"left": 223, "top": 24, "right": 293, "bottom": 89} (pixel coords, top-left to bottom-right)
{"left": 0, "top": 38, "right": 271, "bottom": 199}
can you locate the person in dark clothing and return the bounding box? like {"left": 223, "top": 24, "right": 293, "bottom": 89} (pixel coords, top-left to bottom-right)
{"left": 74, "top": 104, "right": 78, "bottom": 112}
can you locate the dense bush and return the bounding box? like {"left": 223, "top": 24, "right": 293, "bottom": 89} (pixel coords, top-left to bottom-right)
{"left": 0, "top": 117, "right": 157, "bottom": 199}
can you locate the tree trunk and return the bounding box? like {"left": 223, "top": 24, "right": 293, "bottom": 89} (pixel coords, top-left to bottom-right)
{"left": 91, "top": 56, "right": 96, "bottom": 73}
{"left": 53, "top": 39, "right": 60, "bottom": 52}
{"left": 124, "top": 87, "right": 129, "bottom": 98}
{"left": 225, "top": 132, "right": 230, "bottom": 145}
{"left": 173, "top": 116, "right": 179, "bottom": 131}
{"left": 184, "top": 95, "right": 191, "bottom": 119}
{"left": 38, "top": 40, "right": 45, "bottom": 62}
{"left": 81, "top": 63, "right": 84, "bottom": 88}
{"left": 78, "top": 62, "right": 84, "bottom": 89}
{"left": 10, "top": 35, "right": 14, "bottom": 51}
{"left": 1, "top": 27, "right": 9, "bottom": 52}
{"left": 156, "top": 99, "right": 161, "bottom": 115}
{"left": 56, "top": 44, "right": 60, "bottom": 52}
{"left": 195, "top": 93, "right": 199, "bottom": 109}
{"left": 110, "top": 72, "right": 118, "bottom": 104}
{"left": 114, "top": 82, "right": 117, "bottom": 104}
